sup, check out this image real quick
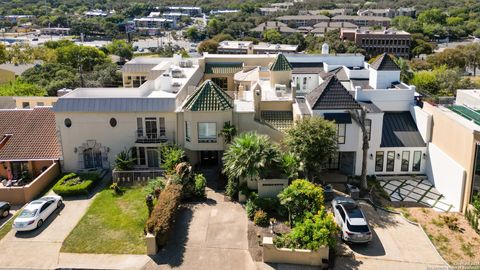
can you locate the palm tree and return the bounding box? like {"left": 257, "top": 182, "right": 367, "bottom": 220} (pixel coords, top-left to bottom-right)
{"left": 394, "top": 56, "right": 413, "bottom": 83}
{"left": 114, "top": 148, "right": 136, "bottom": 171}
{"left": 222, "top": 132, "right": 279, "bottom": 183}
{"left": 218, "top": 121, "right": 237, "bottom": 144}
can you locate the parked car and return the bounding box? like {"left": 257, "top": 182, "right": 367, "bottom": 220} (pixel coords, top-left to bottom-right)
{"left": 12, "top": 195, "right": 63, "bottom": 231}
{"left": 0, "top": 201, "right": 10, "bottom": 218}
{"left": 332, "top": 196, "right": 372, "bottom": 244}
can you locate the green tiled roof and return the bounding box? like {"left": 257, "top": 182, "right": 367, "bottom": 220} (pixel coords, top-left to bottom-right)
{"left": 261, "top": 111, "right": 293, "bottom": 131}
{"left": 270, "top": 53, "right": 292, "bottom": 71}
{"left": 204, "top": 62, "right": 243, "bottom": 74}
{"left": 449, "top": 105, "right": 480, "bottom": 125}
{"left": 183, "top": 80, "right": 233, "bottom": 111}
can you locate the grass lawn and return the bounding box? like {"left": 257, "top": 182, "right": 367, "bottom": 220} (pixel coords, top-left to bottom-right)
{"left": 0, "top": 210, "right": 21, "bottom": 241}
{"left": 62, "top": 186, "right": 149, "bottom": 254}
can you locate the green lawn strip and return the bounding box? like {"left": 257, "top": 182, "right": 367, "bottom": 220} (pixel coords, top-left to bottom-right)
{"left": 0, "top": 210, "right": 22, "bottom": 241}
{"left": 61, "top": 186, "right": 149, "bottom": 254}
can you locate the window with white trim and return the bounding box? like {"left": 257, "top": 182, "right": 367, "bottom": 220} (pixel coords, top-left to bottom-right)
{"left": 198, "top": 122, "right": 217, "bottom": 143}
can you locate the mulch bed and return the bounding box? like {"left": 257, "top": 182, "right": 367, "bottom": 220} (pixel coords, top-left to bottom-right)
{"left": 247, "top": 219, "right": 290, "bottom": 261}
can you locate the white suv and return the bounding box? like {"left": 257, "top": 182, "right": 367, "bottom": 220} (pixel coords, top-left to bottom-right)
{"left": 332, "top": 196, "right": 372, "bottom": 244}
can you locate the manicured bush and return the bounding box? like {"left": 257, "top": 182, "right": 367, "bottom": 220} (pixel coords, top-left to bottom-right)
{"left": 274, "top": 210, "right": 338, "bottom": 250}
{"left": 254, "top": 210, "right": 269, "bottom": 227}
{"left": 278, "top": 179, "right": 324, "bottom": 223}
{"left": 145, "top": 183, "right": 183, "bottom": 247}
{"left": 194, "top": 174, "right": 207, "bottom": 199}
{"left": 52, "top": 172, "right": 99, "bottom": 196}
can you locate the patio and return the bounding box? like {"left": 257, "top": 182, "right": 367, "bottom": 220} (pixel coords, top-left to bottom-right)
{"left": 378, "top": 176, "right": 456, "bottom": 212}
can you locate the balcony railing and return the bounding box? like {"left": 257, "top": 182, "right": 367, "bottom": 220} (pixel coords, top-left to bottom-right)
{"left": 135, "top": 129, "right": 167, "bottom": 144}
{"left": 112, "top": 169, "right": 164, "bottom": 186}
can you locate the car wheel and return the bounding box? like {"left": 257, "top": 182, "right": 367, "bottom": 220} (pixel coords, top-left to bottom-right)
{"left": 37, "top": 219, "right": 43, "bottom": 228}
{"left": 57, "top": 200, "right": 63, "bottom": 209}
{"left": 1, "top": 210, "right": 8, "bottom": 218}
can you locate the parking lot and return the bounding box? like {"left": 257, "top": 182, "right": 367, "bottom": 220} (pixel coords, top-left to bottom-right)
{"left": 334, "top": 202, "right": 447, "bottom": 270}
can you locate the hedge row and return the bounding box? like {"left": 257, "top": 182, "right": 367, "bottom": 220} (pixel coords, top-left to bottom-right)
{"left": 146, "top": 183, "right": 183, "bottom": 247}
{"left": 52, "top": 172, "right": 100, "bottom": 196}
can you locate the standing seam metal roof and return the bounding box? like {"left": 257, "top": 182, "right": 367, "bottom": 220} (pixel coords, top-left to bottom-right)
{"left": 381, "top": 112, "right": 426, "bottom": 147}
{"left": 53, "top": 98, "right": 176, "bottom": 112}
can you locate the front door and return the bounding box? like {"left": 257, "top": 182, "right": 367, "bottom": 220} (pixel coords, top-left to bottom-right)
{"left": 200, "top": 151, "right": 218, "bottom": 166}
{"left": 339, "top": 152, "right": 356, "bottom": 175}
{"left": 83, "top": 148, "right": 102, "bottom": 169}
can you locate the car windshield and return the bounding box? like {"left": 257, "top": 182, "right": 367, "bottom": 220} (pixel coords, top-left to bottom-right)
{"left": 347, "top": 221, "right": 370, "bottom": 233}
{"left": 19, "top": 209, "right": 37, "bottom": 218}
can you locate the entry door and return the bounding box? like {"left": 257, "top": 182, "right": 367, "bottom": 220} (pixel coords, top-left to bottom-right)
{"left": 339, "top": 152, "right": 355, "bottom": 175}
{"left": 200, "top": 151, "right": 218, "bottom": 166}
{"left": 84, "top": 148, "right": 102, "bottom": 169}
{"left": 147, "top": 148, "right": 159, "bottom": 168}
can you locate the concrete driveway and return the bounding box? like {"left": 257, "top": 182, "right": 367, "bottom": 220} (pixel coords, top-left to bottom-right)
{"left": 144, "top": 189, "right": 256, "bottom": 270}
{"left": 334, "top": 202, "right": 447, "bottom": 270}
{"left": 0, "top": 197, "right": 92, "bottom": 269}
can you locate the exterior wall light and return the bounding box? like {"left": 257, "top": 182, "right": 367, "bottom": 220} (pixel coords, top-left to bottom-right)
{"left": 369, "top": 153, "right": 373, "bottom": 159}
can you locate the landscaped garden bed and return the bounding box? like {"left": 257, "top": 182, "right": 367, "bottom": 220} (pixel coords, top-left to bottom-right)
{"left": 52, "top": 172, "right": 100, "bottom": 196}
{"left": 403, "top": 207, "right": 480, "bottom": 265}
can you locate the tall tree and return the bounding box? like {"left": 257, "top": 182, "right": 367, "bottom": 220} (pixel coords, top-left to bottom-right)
{"left": 284, "top": 117, "right": 337, "bottom": 182}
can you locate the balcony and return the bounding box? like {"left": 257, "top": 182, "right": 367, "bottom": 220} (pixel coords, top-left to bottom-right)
{"left": 135, "top": 129, "right": 168, "bottom": 144}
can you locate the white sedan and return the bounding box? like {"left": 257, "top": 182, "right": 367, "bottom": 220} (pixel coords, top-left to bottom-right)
{"left": 12, "top": 195, "right": 63, "bottom": 231}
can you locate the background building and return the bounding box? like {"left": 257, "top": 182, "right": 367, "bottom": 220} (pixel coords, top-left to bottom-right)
{"left": 341, "top": 29, "right": 411, "bottom": 58}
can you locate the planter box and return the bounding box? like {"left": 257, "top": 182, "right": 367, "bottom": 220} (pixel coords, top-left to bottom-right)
{"left": 262, "top": 237, "right": 329, "bottom": 268}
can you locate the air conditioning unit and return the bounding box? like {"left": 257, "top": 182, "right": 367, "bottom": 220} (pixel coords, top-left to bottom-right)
{"left": 171, "top": 68, "right": 184, "bottom": 78}
{"left": 185, "top": 60, "right": 193, "bottom": 67}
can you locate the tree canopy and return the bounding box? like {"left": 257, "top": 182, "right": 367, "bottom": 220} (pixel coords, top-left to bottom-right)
{"left": 284, "top": 117, "right": 337, "bottom": 182}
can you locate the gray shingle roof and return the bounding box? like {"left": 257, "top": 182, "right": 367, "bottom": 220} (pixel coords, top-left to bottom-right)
{"left": 381, "top": 112, "right": 426, "bottom": 147}
{"left": 306, "top": 75, "right": 361, "bottom": 110}
{"left": 370, "top": 53, "right": 400, "bottom": 71}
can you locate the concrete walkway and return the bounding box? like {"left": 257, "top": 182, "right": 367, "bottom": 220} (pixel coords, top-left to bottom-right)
{"left": 143, "top": 188, "right": 256, "bottom": 270}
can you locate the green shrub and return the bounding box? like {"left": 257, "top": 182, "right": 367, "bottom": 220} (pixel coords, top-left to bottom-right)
{"left": 52, "top": 173, "right": 99, "bottom": 196}
{"left": 245, "top": 193, "right": 287, "bottom": 220}
{"left": 145, "top": 184, "right": 183, "bottom": 247}
{"left": 254, "top": 210, "right": 269, "bottom": 227}
{"left": 144, "top": 177, "right": 166, "bottom": 198}
{"left": 225, "top": 177, "right": 239, "bottom": 199}
{"left": 274, "top": 210, "right": 338, "bottom": 250}
{"left": 159, "top": 144, "right": 185, "bottom": 174}
{"left": 278, "top": 179, "right": 324, "bottom": 223}
{"left": 194, "top": 174, "right": 207, "bottom": 199}
{"left": 246, "top": 193, "right": 259, "bottom": 220}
